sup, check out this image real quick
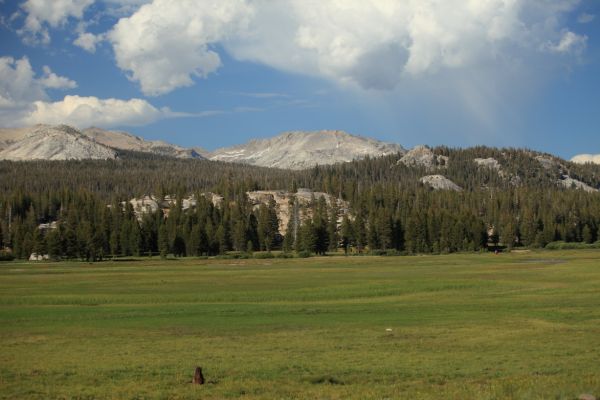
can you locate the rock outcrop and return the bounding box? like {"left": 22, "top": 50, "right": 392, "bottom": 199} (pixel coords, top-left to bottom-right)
{"left": 246, "top": 189, "right": 350, "bottom": 234}
{"left": 420, "top": 175, "right": 462, "bottom": 191}
{"left": 398, "top": 145, "right": 448, "bottom": 169}
{"left": 123, "top": 189, "right": 349, "bottom": 234}
{"left": 474, "top": 157, "right": 501, "bottom": 171}
{"left": 535, "top": 155, "right": 559, "bottom": 170}
{"left": 558, "top": 176, "right": 598, "bottom": 193}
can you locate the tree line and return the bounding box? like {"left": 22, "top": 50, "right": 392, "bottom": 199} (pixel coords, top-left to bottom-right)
{"left": 1, "top": 146, "right": 599, "bottom": 260}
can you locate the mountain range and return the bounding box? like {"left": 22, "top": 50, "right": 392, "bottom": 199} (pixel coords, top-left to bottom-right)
{"left": 0, "top": 124, "right": 598, "bottom": 172}
{"left": 0, "top": 125, "right": 404, "bottom": 168}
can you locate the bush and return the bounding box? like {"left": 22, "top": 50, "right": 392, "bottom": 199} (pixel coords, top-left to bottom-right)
{"left": 275, "top": 252, "right": 294, "bottom": 259}
{"left": 253, "top": 252, "right": 275, "bottom": 259}
{"left": 369, "top": 249, "right": 388, "bottom": 256}
{"left": 545, "top": 241, "right": 599, "bottom": 250}
{"left": 217, "top": 252, "right": 252, "bottom": 259}
{"left": 0, "top": 251, "right": 15, "bottom": 261}
{"left": 368, "top": 249, "right": 404, "bottom": 256}
{"left": 297, "top": 250, "right": 312, "bottom": 258}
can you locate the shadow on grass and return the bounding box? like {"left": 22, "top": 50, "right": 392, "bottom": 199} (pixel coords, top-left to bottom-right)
{"left": 309, "top": 375, "right": 345, "bottom": 385}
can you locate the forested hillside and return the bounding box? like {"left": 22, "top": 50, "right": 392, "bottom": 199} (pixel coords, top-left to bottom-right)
{"left": 1, "top": 146, "right": 599, "bottom": 261}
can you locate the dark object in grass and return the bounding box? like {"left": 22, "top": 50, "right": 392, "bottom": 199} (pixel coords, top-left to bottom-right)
{"left": 192, "top": 367, "right": 204, "bottom": 385}
{"left": 310, "top": 375, "right": 344, "bottom": 385}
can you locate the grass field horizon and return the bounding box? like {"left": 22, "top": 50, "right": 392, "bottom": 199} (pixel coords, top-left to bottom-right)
{"left": 1, "top": 251, "right": 599, "bottom": 399}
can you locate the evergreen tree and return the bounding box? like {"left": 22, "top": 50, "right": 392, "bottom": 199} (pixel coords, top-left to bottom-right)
{"left": 340, "top": 215, "right": 353, "bottom": 254}
{"left": 158, "top": 224, "right": 169, "bottom": 259}
{"left": 327, "top": 201, "right": 339, "bottom": 252}
{"left": 46, "top": 229, "right": 62, "bottom": 260}
{"left": 298, "top": 219, "right": 317, "bottom": 254}
{"left": 582, "top": 224, "right": 593, "bottom": 244}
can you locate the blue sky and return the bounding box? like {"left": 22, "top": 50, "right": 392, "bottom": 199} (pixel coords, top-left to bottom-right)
{"left": 0, "top": 0, "right": 599, "bottom": 158}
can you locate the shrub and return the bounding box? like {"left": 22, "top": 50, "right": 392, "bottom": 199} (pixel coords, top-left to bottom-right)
{"left": 253, "top": 252, "right": 275, "bottom": 259}
{"left": 0, "top": 251, "right": 15, "bottom": 261}
{"left": 275, "top": 252, "right": 294, "bottom": 259}
{"left": 297, "top": 250, "right": 312, "bottom": 258}
{"left": 545, "top": 241, "right": 598, "bottom": 250}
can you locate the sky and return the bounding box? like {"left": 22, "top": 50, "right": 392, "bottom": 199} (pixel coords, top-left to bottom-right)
{"left": 0, "top": 0, "right": 599, "bottom": 158}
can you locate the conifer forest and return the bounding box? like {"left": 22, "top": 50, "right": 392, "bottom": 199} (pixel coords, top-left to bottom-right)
{"left": 1, "top": 147, "right": 600, "bottom": 261}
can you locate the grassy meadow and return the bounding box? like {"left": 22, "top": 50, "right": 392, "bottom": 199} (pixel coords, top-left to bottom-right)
{"left": 1, "top": 251, "right": 599, "bottom": 399}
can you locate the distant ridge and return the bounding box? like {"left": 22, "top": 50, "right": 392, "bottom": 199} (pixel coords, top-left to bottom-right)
{"left": 83, "top": 127, "right": 204, "bottom": 159}
{"left": 0, "top": 125, "right": 117, "bottom": 161}
{"left": 0, "top": 125, "right": 204, "bottom": 161}
{"left": 209, "top": 130, "right": 405, "bottom": 170}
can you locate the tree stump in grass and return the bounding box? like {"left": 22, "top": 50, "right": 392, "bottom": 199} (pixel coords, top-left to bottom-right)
{"left": 193, "top": 367, "right": 205, "bottom": 385}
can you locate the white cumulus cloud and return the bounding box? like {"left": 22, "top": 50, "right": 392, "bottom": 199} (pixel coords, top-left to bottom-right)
{"left": 73, "top": 31, "right": 104, "bottom": 53}
{"left": 105, "top": 0, "right": 587, "bottom": 95}
{"left": 17, "top": 0, "right": 94, "bottom": 44}
{"left": 571, "top": 154, "right": 600, "bottom": 165}
{"left": 542, "top": 30, "right": 588, "bottom": 54}
{"left": 108, "top": 0, "right": 253, "bottom": 96}
{"left": 23, "top": 95, "right": 164, "bottom": 127}
{"left": 0, "top": 56, "right": 75, "bottom": 107}
{"left": 0, "top": 56, "right": 48, "bottom": 107}
{"left": 39, "top": 65, "right": 78, "bottom": 89}
{"left": 0, "top": 54, "right": 171, "bottom": 128}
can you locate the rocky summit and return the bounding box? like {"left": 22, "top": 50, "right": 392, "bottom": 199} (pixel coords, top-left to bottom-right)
{"left": 0, "top": 125, "right": 117, "bottom": 161}
{"left": 209, "top": 130, "right": 405, "bottom": 170}
{"left": 0, "top": 125, "right": 204, "bottom": 161}
{"left": 398, "top": 145, "right": 448, "bottom": 169}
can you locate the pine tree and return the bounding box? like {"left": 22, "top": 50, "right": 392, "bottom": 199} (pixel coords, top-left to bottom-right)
{"left": 298, "top": 219, "right": 317, "bottom": 254}
{"left": 172, "top": 235, "right": 186, "bottom": 257}
{"left": 313, "top": 197, "right": 329, "bottom": 255}
{"left": 158, "top": 224, "right": 169, "bottom": 259}
{"left": 46, "top": 229, "right": 62, "bottom": 260}
{"left": 353, "top": 213, "right": 366, "bottom": 253}
{"left": 582, "top": 224, "right": 593, "bottom": 244}
{"left": 327, "top": 201, "right": 339, "bottom": 252}
{"left": 340, "top": 215, "right": 353, "bottom": 254}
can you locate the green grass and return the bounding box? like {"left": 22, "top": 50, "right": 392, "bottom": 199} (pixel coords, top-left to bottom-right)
{"left": 1, "top": 251, "right": 599, "bottom": 399}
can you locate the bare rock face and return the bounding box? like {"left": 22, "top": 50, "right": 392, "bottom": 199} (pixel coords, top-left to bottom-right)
{"left": 420, "top": 175, "right": 462, "bottom": 191}
{"left": 122, "top": 189, "right": 348, "bottom": 235}
{"left": 209, "top": 130, "right": 404, "bottom": 170}
{"left": 126, "top": 196, "right": 160, "bottom": 219}
{"left": 398, "top": 145, "right": 448, "bottom": 169}
{"left": 28, "top": 253, "right": 49, "bottom": 261}
{"left": 474, "top": 157, "right": 501, "bottom": 170}
{"left": 246, "top": 189, "right": 350, "bottom": 235}
{"left": 0, "top": 125, "right": 204, "bottom": 160}
{"left": 558, "top": 176, "right": 598, "bottom": 193}
{"left": 83, "top": 127, "right": 204, "bottom": 159}
{"left": 0, "top": 126, "right": 32, "bottom": 151}
{"left": 0, "top": 125, "right": 116, "bottom": 161}
{"left": 535, "top": 155, "right": 559, "bottom": 170}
